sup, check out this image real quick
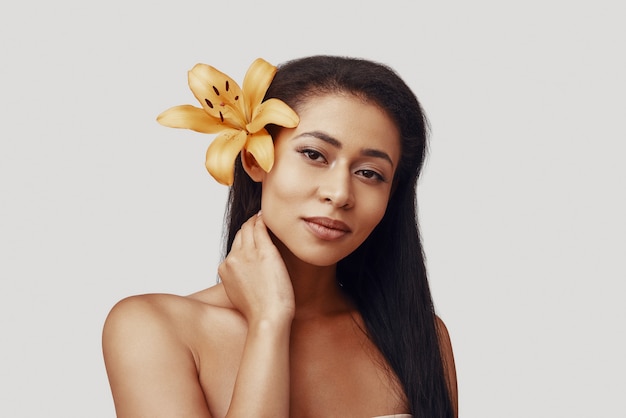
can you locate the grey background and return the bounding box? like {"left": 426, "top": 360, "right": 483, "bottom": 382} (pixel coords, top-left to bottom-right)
{"left": 1, "top": 0, "right": 624, "bottom": 417}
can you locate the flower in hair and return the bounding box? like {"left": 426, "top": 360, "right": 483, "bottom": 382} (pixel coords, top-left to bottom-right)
{"left": 157, "top": 58, "right": 299, "bottom": 185}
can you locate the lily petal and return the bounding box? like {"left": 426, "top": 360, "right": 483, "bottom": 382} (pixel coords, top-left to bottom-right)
{"left": 242, "top": 58, "right": 276, "bottom": 121}
{"left": 246, "top": 98, "right": 300, "bottom": 133}
{"left": 205, "top": 129, "right": 248, "bottom": 185}
{"left": 156, "top": 105, "right": 226, "bottom": 134}
{"left": 188, "top": 64, "right": 247, "bottom": 129}
{"left": 245, "top": 129, "right": 275, "bottom": 173}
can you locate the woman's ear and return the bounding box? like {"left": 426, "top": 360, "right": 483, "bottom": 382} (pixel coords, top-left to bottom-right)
{"left": 240, "top": 150, "right": 265, "bottom": 183}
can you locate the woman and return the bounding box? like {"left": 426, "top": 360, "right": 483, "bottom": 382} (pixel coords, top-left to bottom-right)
{"left": 103, "top": 55, "right": 457, "bottom": 417}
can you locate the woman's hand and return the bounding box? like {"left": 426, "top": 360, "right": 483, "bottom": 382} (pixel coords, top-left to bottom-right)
{"left": 218, "top": 212, "right": 295, "bottom": 325}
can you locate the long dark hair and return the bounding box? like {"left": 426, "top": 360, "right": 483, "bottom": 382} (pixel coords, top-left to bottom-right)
{"left": 224, "top": 55, "right": 453, "bottom": 417}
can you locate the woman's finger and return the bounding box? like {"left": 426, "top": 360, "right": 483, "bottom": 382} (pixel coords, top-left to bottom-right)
{"left": 252, "top": 214, "right": 274, "bottom": 249}
{"left": 240, "top": 212, "right": 261, "bottom": 249}
{"left": 230, "top": 213, "right": 256, "bottom": 250}
{"left": 231, "top": 226, "right": 244, "bottom": 250}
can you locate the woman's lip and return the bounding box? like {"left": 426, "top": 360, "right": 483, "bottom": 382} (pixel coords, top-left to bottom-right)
{"left": 304, "top": 217, "right": 351, "bottom": 232}
{"left": 303, "top": 217, "right": 351, "bottom": 241}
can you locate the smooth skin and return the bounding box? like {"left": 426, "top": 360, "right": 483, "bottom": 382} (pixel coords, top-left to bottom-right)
{"left": 102, "top": 94, "right": 458, "bottom": 418}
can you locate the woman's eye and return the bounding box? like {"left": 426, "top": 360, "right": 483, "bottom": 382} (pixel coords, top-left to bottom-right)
{"left": 300, "top": 149, "right": 325, "bottom": 162}
{"left": 357, "top": 169, "right": 385, "bottom": 182}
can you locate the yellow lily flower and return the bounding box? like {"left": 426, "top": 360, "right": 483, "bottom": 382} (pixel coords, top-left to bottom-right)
{"left": 157, "top": 58, "right": 299, "bottom": 185}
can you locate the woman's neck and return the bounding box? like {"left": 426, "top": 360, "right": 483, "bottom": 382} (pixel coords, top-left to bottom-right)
{"left": 277, "top": 245, "right": 353, "bottom": 321}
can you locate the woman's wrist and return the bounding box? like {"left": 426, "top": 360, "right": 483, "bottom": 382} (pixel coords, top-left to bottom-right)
{"left": 247, "top": 314, "right": 293, "bottom": 335}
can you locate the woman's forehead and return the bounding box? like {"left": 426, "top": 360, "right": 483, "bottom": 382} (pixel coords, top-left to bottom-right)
{"left": 280, "top": 94, "right": 401, "bottom": 162}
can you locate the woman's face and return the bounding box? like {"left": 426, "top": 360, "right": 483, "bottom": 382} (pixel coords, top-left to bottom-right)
{"left": 258, "top": 93, "right": 401, "bottom": 267}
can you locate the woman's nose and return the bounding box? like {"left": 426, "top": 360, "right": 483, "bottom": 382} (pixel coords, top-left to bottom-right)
{"left": 318, "top": 166, "right": 354, "bottom": 209}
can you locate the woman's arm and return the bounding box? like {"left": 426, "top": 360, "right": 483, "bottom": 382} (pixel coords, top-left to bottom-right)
{"left": 436, "top": 316, "right": 458, "bottom": 418}
{"left": 215, "top": 213, "right": 295, "bottom": 417}
{"left": 224, "top": 317, "right": 291, "bottom": 416}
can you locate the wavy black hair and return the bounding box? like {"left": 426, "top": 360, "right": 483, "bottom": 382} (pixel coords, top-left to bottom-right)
{"left": 223, "top": 55, "right": 453, "bottom": 417}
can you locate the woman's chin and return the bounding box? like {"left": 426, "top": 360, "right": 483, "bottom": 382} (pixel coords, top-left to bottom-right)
{"left": 271, "top": 236, "right": 347, "bottom": 269}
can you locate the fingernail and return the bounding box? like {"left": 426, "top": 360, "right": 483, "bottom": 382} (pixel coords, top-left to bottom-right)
{"left": 257, "top": 210, "right": 262, "bottom": 217}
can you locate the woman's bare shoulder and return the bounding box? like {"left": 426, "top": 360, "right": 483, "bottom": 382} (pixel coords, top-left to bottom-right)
{"left": 187, "top": 282, "right": 235, "bottom": 308}
{"left": 101, "top": 284, "right": 243, "bottom": 417}
{"left": 103, "top": 283, "right": 241, "bottom": 349}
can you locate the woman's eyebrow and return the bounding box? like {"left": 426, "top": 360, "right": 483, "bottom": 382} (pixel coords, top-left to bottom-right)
{"left": 361, "top": 148, "right": 394, "bottom": 167}
{"left": 297, "top": 131, "right": 342, "bottom": 148}
{"left": 295, "top": 131, "right": 394, "bottom": 167}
